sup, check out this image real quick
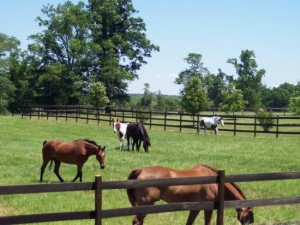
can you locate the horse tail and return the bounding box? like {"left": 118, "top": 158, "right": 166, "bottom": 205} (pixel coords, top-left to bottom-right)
{"left": 127, "top": 168, "right": 143, "bottom": 206}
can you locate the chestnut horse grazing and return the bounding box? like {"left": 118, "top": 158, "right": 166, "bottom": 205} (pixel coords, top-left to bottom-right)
{"left": 40, "top": 139, "right": 105, "bottom": 182}
{"left": 127, "top": 164, "right": 254, "bottom": 225}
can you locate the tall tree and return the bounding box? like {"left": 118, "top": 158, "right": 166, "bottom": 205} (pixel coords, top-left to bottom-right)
{"left": 204, "top": 69, "right": 231, "bottom": 108}
{"left": 87, "top": 0, "right": 159, "bottom": 102}
{"left": 175, "top": 53, "right": 209, "bottom": 88}
{"left": 0, "top": 33, "right": 20, "bottom": 113}
{"left": 227, "top": 50, "right": 265, "bottom": 108}
{"left": 28, "top": 0, "right": 159, "bottom": 105}
{"left": 220, "top": 83, "right": 245, "bottom": 115}
{"left": 140, "top": 83, "right": 153, "bottom": 107}
{"left": 181, "top": 76, "right": 208, "bottom": 115}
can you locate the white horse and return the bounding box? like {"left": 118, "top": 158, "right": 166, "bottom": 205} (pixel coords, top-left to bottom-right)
{"left": 199, "top": 116, "right": 224, "bottom": 135}
{"left": 113, "top": 118, "right": 130, "bottom": 150}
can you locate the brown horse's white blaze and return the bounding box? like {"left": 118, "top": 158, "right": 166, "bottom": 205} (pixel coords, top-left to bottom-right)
{"left": 40, "top": 139, "right": 105, "bottom": 182}
{"left": 127, "top": 164, "right": 254, "bottom": 225}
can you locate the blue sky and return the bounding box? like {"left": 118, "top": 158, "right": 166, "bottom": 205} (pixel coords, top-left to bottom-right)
{"left": 1, "top": 0, "right": 299, "bottom": 95}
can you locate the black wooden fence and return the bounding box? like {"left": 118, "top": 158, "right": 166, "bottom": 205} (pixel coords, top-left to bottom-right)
{"left": 21, "top": 105, "right": 300, "bottom": 138}
{"left": 0, "top": 171, "right": 299, "bottom": 225}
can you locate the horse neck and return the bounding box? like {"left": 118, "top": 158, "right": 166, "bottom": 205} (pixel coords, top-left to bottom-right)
{"left": 119, "top": 123, "right": 127, "bottom": 136}
{"left": 225, "top": 182, "right": 246, "bottom": 201}
{"left": 225, "top": 182, "right": 248, "bottom": 213}
{"left": 84, "top": 143, "right": 99, "bottom": 156}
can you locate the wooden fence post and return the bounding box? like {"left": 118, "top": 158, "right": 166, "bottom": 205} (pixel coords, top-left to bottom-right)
{"left": 254, "top": 116, "right": 257, "bottom": 137}
{"left": 95, "top": 175, "right": 102, "bottom": 225}
{"left": 233, "top": 115, "right": 236, "bottom": 136}
{"left": 86, "top": 106, "right": 89, "bottom": 124}
{"left": 179, "top": 112, "right": 182, "bottom": 132}
{"left": 276, "top": 116, "right": 279, "bottom": 138}
{"left": 164, "top": 111, "right": 167, "bottom": 131}
{"left": 150, "top": 111, "right": 152, "bottom": 130}
{"left": 197, "top": 114, "right": 200, "bottom": 134}
{"left": 216, "top": 169, "right": 225, "bottom": 225}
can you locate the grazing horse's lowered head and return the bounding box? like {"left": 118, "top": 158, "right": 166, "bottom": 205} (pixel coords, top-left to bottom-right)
{"left": 126, "top": 122, "right": 151, "bottom": 152}
{"left": 127, "top": 164, "right": 254, "bottom": 225}
{"left": 199, "top": 116, "right": 224, "bottom": 135}
{"left": 113, "top": 118, "right": 129, "bottom": 150}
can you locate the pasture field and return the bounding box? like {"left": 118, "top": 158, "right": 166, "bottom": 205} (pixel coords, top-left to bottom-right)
{"left": 0, "top": 116, "right": 299, "bottom": 225}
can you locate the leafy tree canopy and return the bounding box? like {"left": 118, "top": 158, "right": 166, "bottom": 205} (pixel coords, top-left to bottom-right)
{"left": 227, "top": 49, "right": 265, "bottom": 108}
{"left": 27, "top": 0, "right": 159, "bottom": 104}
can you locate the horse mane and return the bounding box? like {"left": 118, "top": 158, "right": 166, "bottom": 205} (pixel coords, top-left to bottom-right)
{"left": 78, "top": 139, "right": 99, "bottom": 147}
{"left": 196, "top": 164, "right": 247, "bottom": 199}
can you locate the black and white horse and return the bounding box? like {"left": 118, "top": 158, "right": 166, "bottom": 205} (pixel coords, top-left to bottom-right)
{"left": 126, "top": 122, "right": 151, "bottom": 152}
{"left": 199, "top": 116, "right": 224, "bottom": 135}
{"left": 113, "top": 118, "right": 130, "bottom": 150}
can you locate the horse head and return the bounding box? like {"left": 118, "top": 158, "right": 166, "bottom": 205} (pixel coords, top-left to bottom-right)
{"left": 143, "top": 139, "right": 151, "bottom": 152}
{"left": 237, "top": 207, "right": 254, "bottom": 224}
{"left": 219, "top": 117, "right": 224, "bottom": 126}
{"left": 113, "top": 118, "right": 120, "bottom": 133}
{"left": 96, "top": 146, "right": 106, "bottom": 169}
{"left": 214, "top": 116, "right": 224, "bottom": 126}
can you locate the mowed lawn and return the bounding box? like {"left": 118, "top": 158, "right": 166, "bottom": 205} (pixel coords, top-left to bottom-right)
{"left": 0, "top": 116, "right": 299, "bottom": 225}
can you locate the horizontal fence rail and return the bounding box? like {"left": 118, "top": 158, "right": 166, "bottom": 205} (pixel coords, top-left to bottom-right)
{"left": 21, "top": 105, "right": 300, "bottom": 138}
{"left": 1, "top": 171, "right": 300, "bottom": 225}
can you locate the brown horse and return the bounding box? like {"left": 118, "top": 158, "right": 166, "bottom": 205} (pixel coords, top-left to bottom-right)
{"left": 40, "top": 139, "right": 105, "bottom": 182}
{"left": 127, "top": 164, "right": 254, "bottom": 225}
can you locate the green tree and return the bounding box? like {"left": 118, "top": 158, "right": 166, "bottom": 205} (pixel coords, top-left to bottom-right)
{"left": 0, "top": 76, "right": 15, "bottom": 114}
{"left": 204, "top": 69, "right": 231, "bottom": 108}
{"left": 88, "top": 81, "right": 110, "bottom": 108}
{"left": 140, "top": 83, "right": 153, "bottom": 107}
{"left": 289, "top": 96, "right": 300, "bottom": 116}
{"left": 227, "top": 50, "right": 265, "bottom": 108}
{"left": 220, "top": 84, "right": 245, "bottom": 115}
{"left": 28, "top": 0, "right": 159, "bottom": 105}
{"left": 175, "top": 53, "right": 209, "bottom": 88}
{"left": 181, "top": 76, "right": 208, "bottom": 115}
{"left": 0, "top": 33, "right": 19, "bottom": 113}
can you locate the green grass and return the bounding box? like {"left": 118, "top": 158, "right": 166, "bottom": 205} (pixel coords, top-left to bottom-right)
{"left": 0, "top": 116, "right": 299, "bottom": 225}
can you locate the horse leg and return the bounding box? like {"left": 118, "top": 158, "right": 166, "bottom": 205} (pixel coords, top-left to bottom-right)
{"left": 132, "top": 138, "right": 137, "bottom": 151}
{"left": 53, "top": 160, "right": 64, "bottom": 182}
{"left": 126, "top": 136, "right": 130, "bottom": 150}
{"left": 40, "top": 159, "right": 50, "bottom": 182}
{"left": 72, "top": 165, "right": 83, "bottom": 182}
{"left": 131, "top": 138, "right": 135, "bottom": 151}
{"left": 204, "top": 210, "right": 213, "bottom": 225}
{"left": 133, "top": 214, "right": 146, "bottom": 225}
{"left": 186, "top": 210, "right": 200, "bottom": 225}
{"left": 119, "top": 137, "right": 123, "bottom": 150}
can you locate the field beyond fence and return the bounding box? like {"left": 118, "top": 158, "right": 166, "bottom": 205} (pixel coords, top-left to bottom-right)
{"left": 21, "top": 105, "right": 300, "bottom": 138}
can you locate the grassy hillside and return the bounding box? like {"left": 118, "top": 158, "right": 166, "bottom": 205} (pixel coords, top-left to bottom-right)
{"left": 0, "top": 116, "right": 299, "bottom": 225}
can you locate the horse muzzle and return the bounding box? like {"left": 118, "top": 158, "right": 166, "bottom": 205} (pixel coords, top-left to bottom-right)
{"left": 100, "top": 165, "right": 105, "bottom": 169}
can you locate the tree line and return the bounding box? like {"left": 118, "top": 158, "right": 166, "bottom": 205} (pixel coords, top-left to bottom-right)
{"left": 0, "top": 0, "right": 299, "bottom": 115}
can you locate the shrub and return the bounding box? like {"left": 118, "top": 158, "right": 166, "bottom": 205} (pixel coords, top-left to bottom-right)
{"left": 257, "top": 111, "right": 275, "bottom": 132}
